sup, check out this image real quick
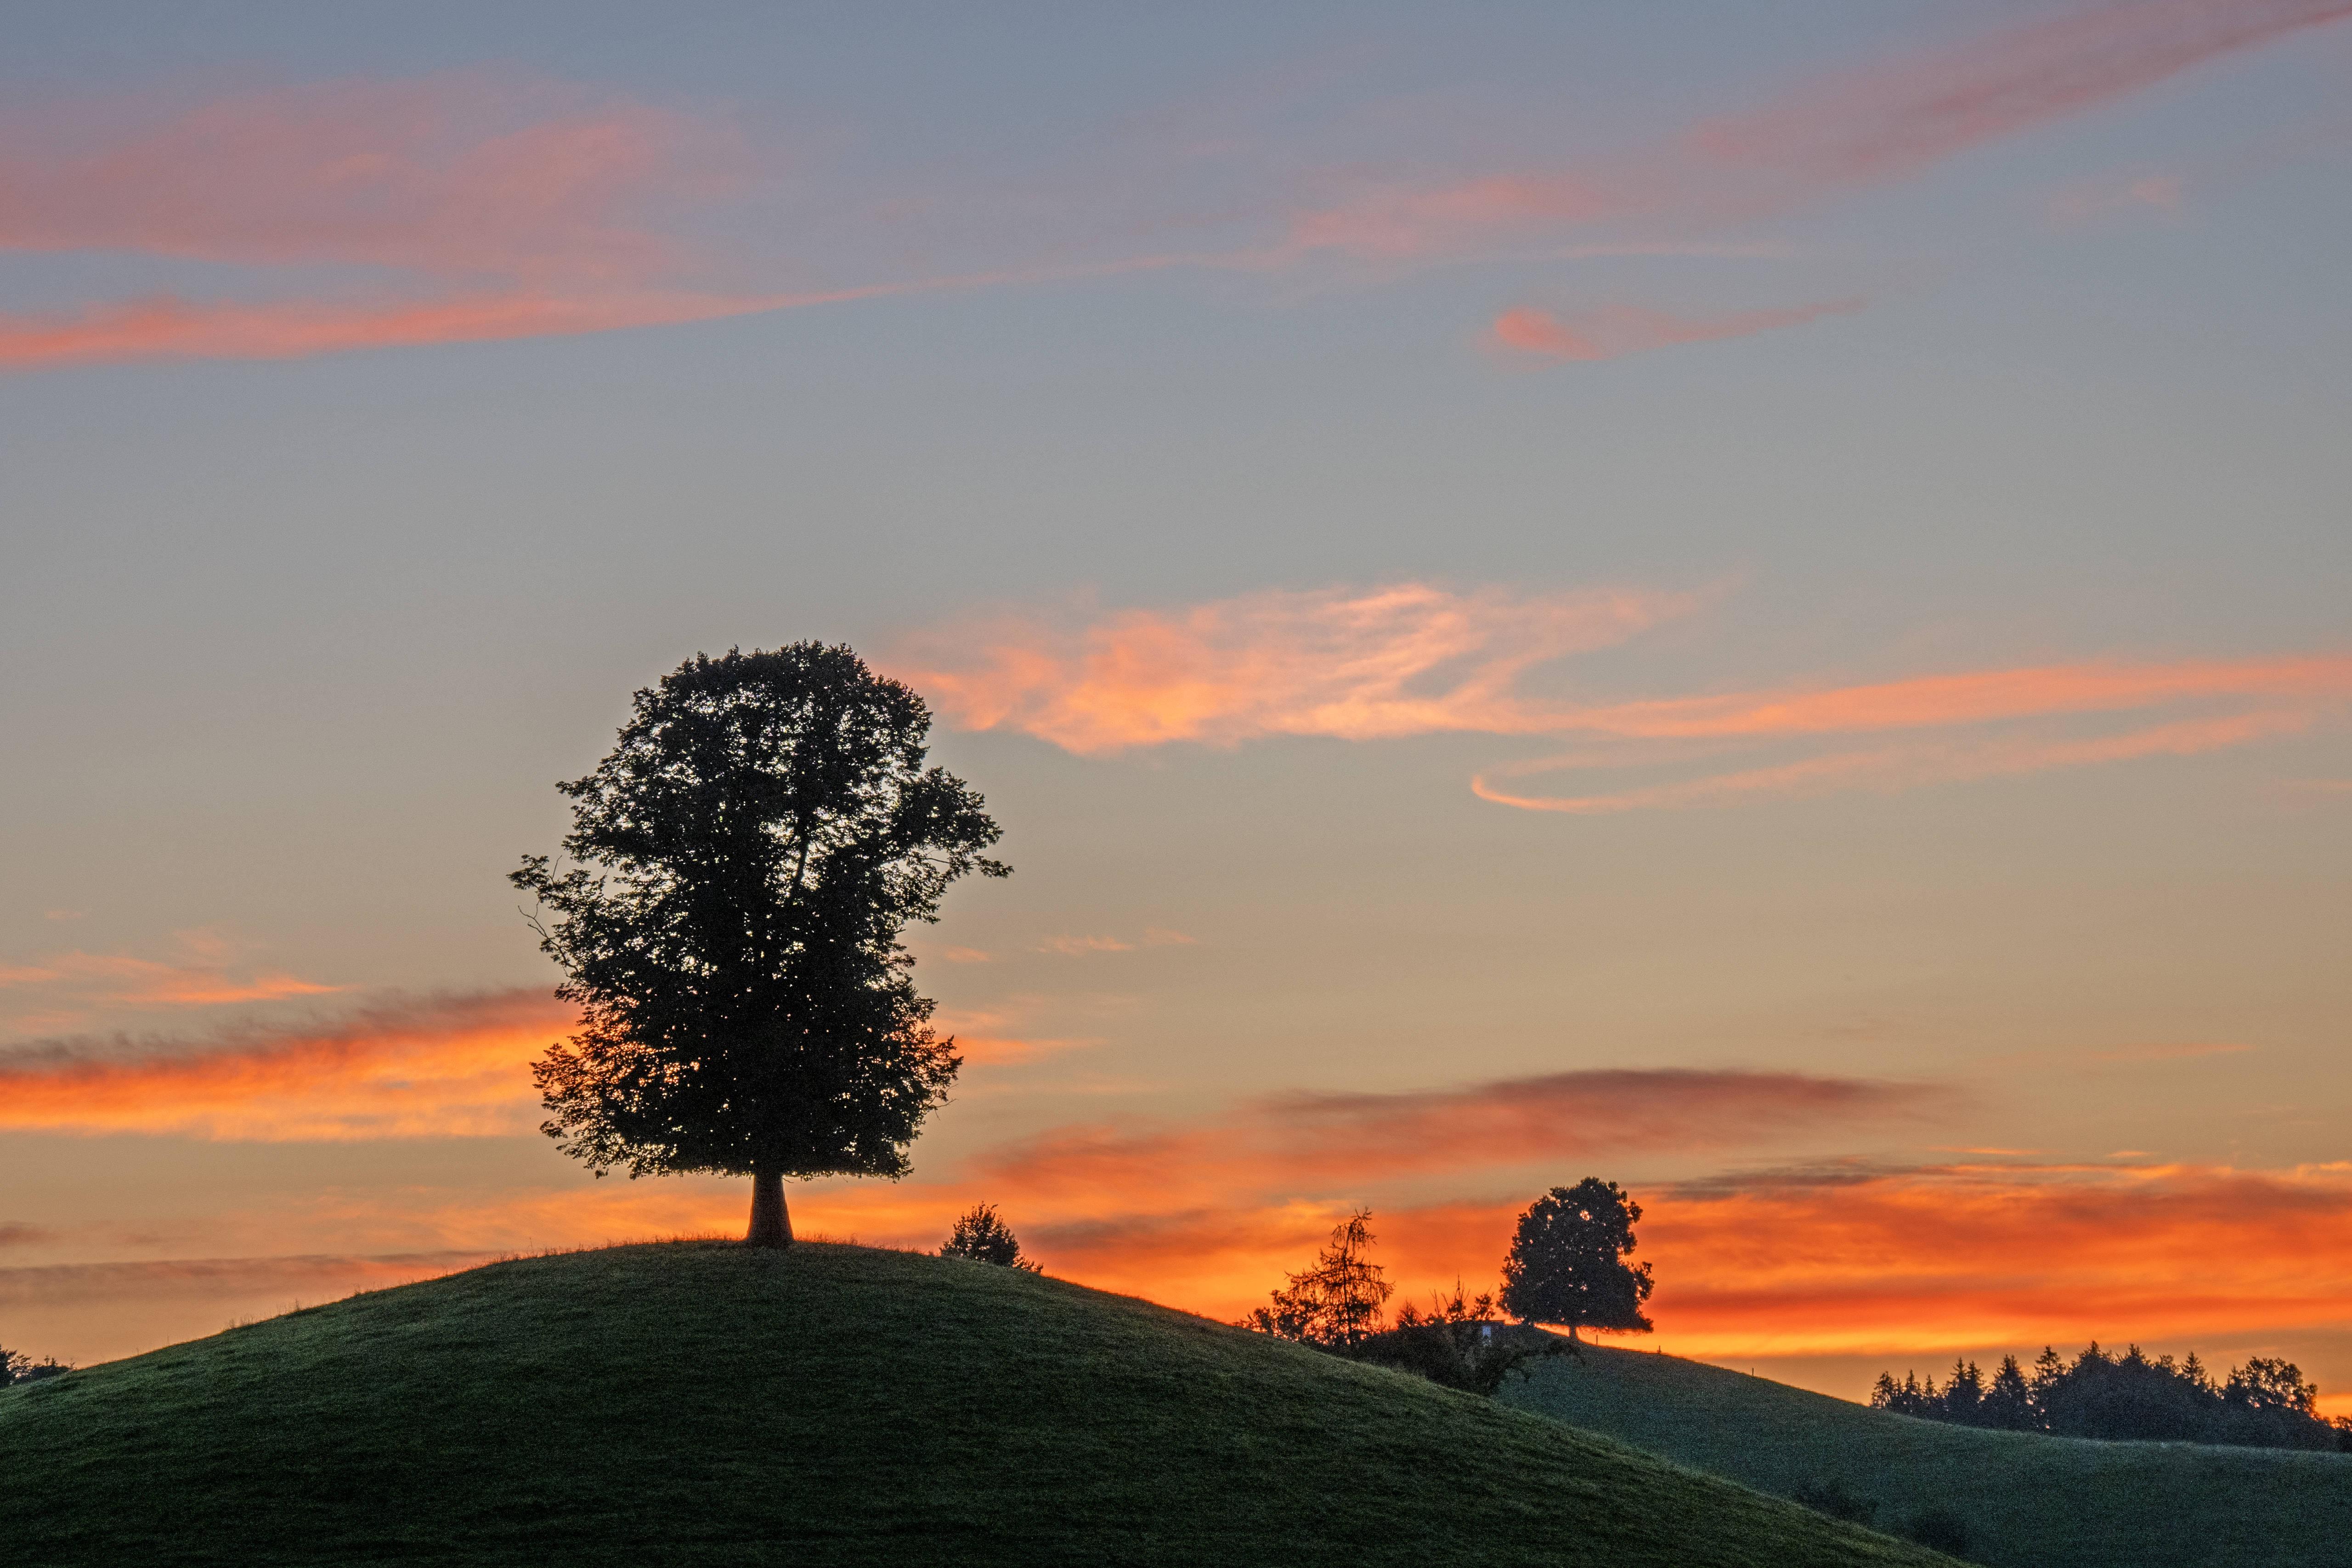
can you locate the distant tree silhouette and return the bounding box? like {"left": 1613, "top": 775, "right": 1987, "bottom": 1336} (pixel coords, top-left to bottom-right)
{"left": 1242, "top": 1210, "right": 1394, "bottom": 1349}
{"left": 514, "top": 645, "right": 1008, "bottom": 1247}
{"left": 0, "top": 1344, "right": 68, "bottom": 1385}
{"left": 1872, "top": 1340, "right": 2341, "bottom": 1450}
{"left": 1499, "top": 1179, "right": 1654, "bottom": 1341}
{"left": 1982, "top": 1354, "right": 2035, "bottom": 1430}
{"left": 941, "top": 1203, "right": 1040, "bottom": 1272}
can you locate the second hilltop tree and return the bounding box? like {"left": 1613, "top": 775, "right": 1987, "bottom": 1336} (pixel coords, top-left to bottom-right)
{"left": 514, "top": 643, "right": 1008, "bottom": 1246}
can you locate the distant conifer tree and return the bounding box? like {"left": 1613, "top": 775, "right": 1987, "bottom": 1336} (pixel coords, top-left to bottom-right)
{"left": 1499, "top": 1179, "right": 1654, "bottom": 1341}
{"left": 514, "top": 645, "right": 1008, "bottom": 1246}
{"left": 1242, "top": 1210, "right": 1394, "bottom": 1349}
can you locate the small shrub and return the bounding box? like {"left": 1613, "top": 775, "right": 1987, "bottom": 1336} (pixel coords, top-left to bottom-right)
{"left": 1354, "top": 1282, "right": 1570, "bottom": 1395}
{"left": 1790, "top": 1477, "right": 1877, "bottom": 1527}
{"left": 939, "top": 1204, "right": 1040, "bottom": 1272}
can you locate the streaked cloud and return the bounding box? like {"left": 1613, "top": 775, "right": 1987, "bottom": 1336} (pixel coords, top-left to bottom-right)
{"left": 1283, "top": 0, "right": 2352, "bottom": 262}
{"left": 909, "top": 584, "right": 2352, "bottom": 809}
{"left": 0, "top": 930, "right": 341, "bottom": 1033}
{"left": 899, "top": 582, "right": 1698, "bottom": 755}
{"left": 967, "top": 1068, "right": 1940, "bottom": 1216}
{"left": 0, "top": 991, "right": 560, "bottom": 1139}
{"left": 1475, "top": 660, "right": 2348, "bottom": 813}
{"left": 0, "top": 73, "right": 779, "bottom": 370}
{"left": 1035, "top": 934, "right": 1136, "bottom": 956}
{"left": 1491, "top": 299, "right": 1865, "bottom": 362}
{"left": 1636, "top": 1160, "right": 2352, "bottom": 1359}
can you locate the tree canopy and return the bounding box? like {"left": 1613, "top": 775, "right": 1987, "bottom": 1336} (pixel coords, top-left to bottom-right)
{"left": 1500, "top": 1178, "right": 1655, "bottom": 1337}
{"left": 513, "top": 644, "right": 1007, "bottom": 1245}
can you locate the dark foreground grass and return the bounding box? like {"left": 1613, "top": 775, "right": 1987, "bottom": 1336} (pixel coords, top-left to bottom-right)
{"left": 1501, "top": 1344, "right": 2352, "bottom": 1568}
{"left": 0, "top": 1242, "right": 1953, "bottom": 1568}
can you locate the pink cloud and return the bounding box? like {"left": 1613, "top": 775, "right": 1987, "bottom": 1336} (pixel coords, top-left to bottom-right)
{"left": 1285, "top": 0, "right": 2352, "bottom": 261}
{"left": 0, "top": 288, "right": 795, "bottom": 371}
{"left": 0, "top": 935, "right": 342, "bottom": 1028}
{"left": 0, "top": 74, "right": 731, "bottom": 281}
{"left": 906, "top": 583, "right": 2352, "bottom": 809}
{"left": 895, "top": 582, "right": 1698, "bottom": 755}
{"left": 1491, "top": 299, "right": 1865, "bottom": 362}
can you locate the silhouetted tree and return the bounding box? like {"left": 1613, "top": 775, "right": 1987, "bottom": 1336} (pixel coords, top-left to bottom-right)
{"left": 1982, "top": 1354, "right": 2034, "bottom": 1430}
{"left": 1941, "top": 1359, "right": 1985, "bottom": 1426}
{"left": 940, "top": 1203, "right": 1040, "bottom": 1272}
{"left": 0, "top": 1344, "right": 68, "bottom": 1385}
{"left": 1874, "top": 1340, "right": 2340, "bottom": 1450}
{"left": 514, "top": 645, "right": 1008, "bottom": 1247}
{"left": 1499, "top": 1179, "right": 1654, "bottom": 1341}
{"left": 1242, "top": 1210, "right": 1394, "bottom": 1349}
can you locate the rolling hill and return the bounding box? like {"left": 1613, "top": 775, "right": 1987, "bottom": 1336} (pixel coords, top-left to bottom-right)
{"left": 0, "top": 1241, "right": 1951, "bottom": 1567}
{"left": 1501, "top": 1342, "right": 2352, "bottom": 1568}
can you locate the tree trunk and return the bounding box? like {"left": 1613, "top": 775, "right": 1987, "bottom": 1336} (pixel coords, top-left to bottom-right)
{"left": 746, "top": 1168, "right": 793, "bottom": 1248}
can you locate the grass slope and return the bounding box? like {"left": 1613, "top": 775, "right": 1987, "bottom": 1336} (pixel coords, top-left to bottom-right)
{"left": 1502, "top": 1344, "right": 2352, "bottom": 1568}
{"left": 0, "top": 1242, "right": 1953, "bottom": 1568}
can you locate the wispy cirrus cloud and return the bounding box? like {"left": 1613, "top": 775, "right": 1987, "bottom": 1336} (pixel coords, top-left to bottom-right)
{"left": 0, "top": 929, "right": 341, "bottom": 1034}
{"left": 1283, "top": 0, "right": 2352, "bottom": 263}
{"left": 1491, "top": 299, "right": 1866, "bottom": 362}
{"left": 13, "top": 4, "right": 2340, "bottom": 373}
{"left": 905, "top": 583, "right": 2352, "bottom": 809}
{"left": 896, "top": 582, "right": 1698, "bottom": 755}
{"left": 1474, "top": 657, "right": 2351, "bottom": 812}
{"left": 0, "top": 73, "right": 790, "bottom": 370}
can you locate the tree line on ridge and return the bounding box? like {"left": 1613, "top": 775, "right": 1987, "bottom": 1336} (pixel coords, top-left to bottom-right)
{"left": 1873, "top": 1343, "right": 2350, "bottom": 1451}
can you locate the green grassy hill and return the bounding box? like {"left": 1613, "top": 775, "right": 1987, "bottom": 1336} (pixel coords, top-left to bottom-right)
{"left": 1501, "top": 1343, "right": 2352, "bottom": 1568}
{"left": 0, "top": 1242, "right": 1950, "bottom": 1567}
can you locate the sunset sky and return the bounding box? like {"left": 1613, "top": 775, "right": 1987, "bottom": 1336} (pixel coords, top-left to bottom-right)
{"left": 4, "top": 0, "right": 2349, "bottom": 1410}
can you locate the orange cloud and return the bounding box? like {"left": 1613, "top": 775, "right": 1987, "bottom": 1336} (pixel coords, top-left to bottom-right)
{"left": 0, "top": 991, "right": 563, "bottom": 1139}
{"left": 946, "top": 1160, "right": 2352, "bottom": 1360}
{"left": 0, "top": 936, "right": 342, "bottom": 1031}
{"left": 908, "top": 584, "right": 2352, "bottom": 808}
{"left": 896, "top": 582, "right": 1697, "bottom": 754}
{"left": 1491, "top": 299, "right": 1865, "bottom": 362}
{"left": 964, "top": 1069, "right": 1940, "bottom": 1222}
{"left": 0, "top": 288, "right": 790, "bottom": 371}
{"left": 1637, "top": 1160, "right": 2352, "bottom": 1360}
{"left": 1285, "top": 0, "right": 2352, "bottom": 261}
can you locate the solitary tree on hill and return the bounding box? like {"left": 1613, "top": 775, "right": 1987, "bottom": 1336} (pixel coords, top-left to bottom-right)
{"left": 1500, "top": 1178, "right": 1654, "bottom": 1341}
{"left": 514, "top": 644, "right": 1008, "bottom": 1247}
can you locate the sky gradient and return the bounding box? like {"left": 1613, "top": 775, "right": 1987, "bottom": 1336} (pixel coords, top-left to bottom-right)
{"left": 4, "top": 0, "right": 2349, "bottom": 1410}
